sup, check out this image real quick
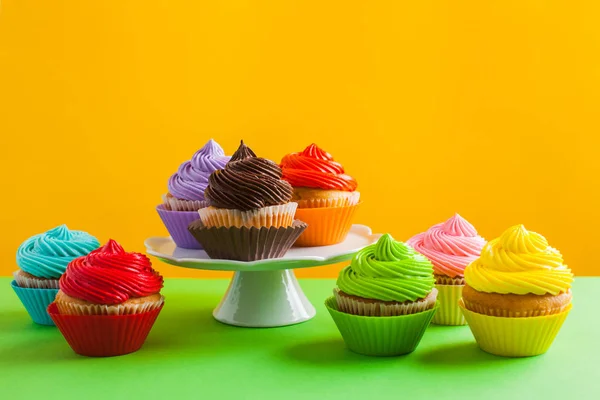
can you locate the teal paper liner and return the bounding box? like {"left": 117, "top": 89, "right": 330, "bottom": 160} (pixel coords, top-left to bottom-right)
{"left": 11, "top": 280, "right": 58, "bottom": 326}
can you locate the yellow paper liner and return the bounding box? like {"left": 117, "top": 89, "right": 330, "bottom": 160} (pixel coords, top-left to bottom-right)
{"left": 435, "top": 275, "right": 465, "bottom": 285}
{"left": 198, "top": 203, "right": 297, "bottom": 228}
{"left": 293, "top": 202, "right": 361, "bottom": 247}
{"left": 462, "top": 298, "right": 571, "bottom": 318}
{"left": 334, "top": 288, "right": 438, "bottom": 316}
{"left": 13, "top": 270, "right": 59, "bottom": 289}
{"left": 459, "top": 299, "right": 572, "bottom": 357}
{"left": 56, "top": 295, "right": 165, "bottom": 316}
{"left": 432, "top": 284, "right": 466, "bottom": 325}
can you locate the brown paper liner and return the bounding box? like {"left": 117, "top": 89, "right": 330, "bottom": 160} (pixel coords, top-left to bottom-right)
{"left": 55, "top": 291, "right": 165, "bottom": 316}
{"left": 13, "top": 270, "right": 59, "bottom": 289}
{"left": 188, "top": 219, "right": 307, "bottom": 261}
{"left": 334, "top": 288, "right": 438, "bottom": 316}
{"left": 462, "top": 298, "right": 571, "bottom": 318}
{"left": 435, "top": 274, "right": 465, "bottom": 285}
{"left": 163, "top": 193, "right": 210, "bottom": 212}
{"left": 198, "top": 203, "right": 297, "bottom": 229}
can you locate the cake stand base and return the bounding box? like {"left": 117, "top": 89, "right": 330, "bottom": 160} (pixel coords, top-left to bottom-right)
{"left": 213, "top": 269, "right": 316, "bottom": 328}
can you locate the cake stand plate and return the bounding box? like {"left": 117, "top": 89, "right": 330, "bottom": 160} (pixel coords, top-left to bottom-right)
{"left": 144, "top": 224, "right": 380, "bottom": 328}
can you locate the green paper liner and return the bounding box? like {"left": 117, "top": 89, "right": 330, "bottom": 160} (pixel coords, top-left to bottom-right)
{"left": 459, "top": 299, "right": 572, "bottom": 357}
{"left": 325, "top": 296, "right": 438, "bottom": 356}
{"left": 432, "top": 284, "right": 466, "bottom": 326}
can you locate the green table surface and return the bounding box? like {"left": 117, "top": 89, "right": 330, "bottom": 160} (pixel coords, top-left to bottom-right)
{"left": 1, "top": 277, "right": 599, "bottom": 399}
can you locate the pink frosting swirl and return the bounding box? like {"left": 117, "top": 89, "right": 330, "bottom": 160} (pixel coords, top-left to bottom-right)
{"left": 407, "top": 214, "right": 486, "bottom": 278}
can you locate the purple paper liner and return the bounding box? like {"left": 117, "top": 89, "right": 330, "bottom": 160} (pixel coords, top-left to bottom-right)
{"left": 156, "top": 204, "right": 203, "bottom": 249}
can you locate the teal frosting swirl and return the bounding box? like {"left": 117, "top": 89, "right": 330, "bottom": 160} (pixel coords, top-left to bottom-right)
{"left": 16, "top": 225, "right": 100, "bottom": 279}
{"left": 336, "top": 234, "right": 435, "bottom": 302}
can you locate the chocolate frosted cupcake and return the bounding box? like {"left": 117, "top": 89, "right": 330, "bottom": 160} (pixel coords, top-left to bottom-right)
{"left": 157, "top": 139, "right": 230, "bottom": 249}
{"left": 189, "top": 141, "right": 307, "bottom": 261}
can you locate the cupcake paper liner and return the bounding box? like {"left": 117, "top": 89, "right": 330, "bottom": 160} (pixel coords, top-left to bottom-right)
{"left": 462, "top": 298, "right": 570, "bottom": 318}
{"left": 56, "top": 295, "right": 165, "bottom": 316}
{"left": 325, "top": 296, "right": 438, "bottom": 356}
{"left": 198, "top": 203, "right": 297, "bottom": 229}
{"left": 432, "top": 284, "right": 466, "bottom": 326}
{"left": 162, "top": 194, "right": 209, "bottom": 212}
{"left": 157, "top": 204, "right": 204, "bottom": 249}
{"left": 13, "top": 270, "right": 59, "bottom": 289}
{"left": 48, "top": 302, "right": 164, "bottom": 357}
{"left": 459, "top": 299, "right": 571, "bottom": 357}
{"left": 11, "top": 280, "right": 58, "bottom": 326}
{"left": 435, "top": 274, "right": 465, "bottom": 286}
{"left": 296, "top": 192, "right": 361, "bottom": 209}
{"left": 293, "top": 202, "right": 361, "bottom": 247}
{"left": 335, "top": 288, "right": 438, "bottom": 316}
{"left": 188, "top": 219, "right": 307, "bottom": 261}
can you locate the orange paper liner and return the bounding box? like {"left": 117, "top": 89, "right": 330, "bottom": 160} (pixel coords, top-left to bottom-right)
{"left": 295, "top": 192, "right": 361, "bottom": 209}
{"left": 198, "top": 203, "right": 297, "bottom": 229}
{"left": 293, "top": 202, "right": 361, "bottom": 247}
{"left": 334, "top": 288, "right": 438, "bottom": 316}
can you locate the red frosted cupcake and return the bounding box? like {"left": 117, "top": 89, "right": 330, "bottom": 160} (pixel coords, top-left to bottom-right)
{"left": 280, "top": 144, "right": 360, "bottom": 246}
{"left": 49, "top": 240, "right": 164, "bottom": 357}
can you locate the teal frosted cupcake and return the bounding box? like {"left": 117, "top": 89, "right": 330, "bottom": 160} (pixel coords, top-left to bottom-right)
{"left": 326, "top": 234, "right": 438, "bottom": 356}
{"left": 12, "top": 225, "right": 99, "bottom": 325}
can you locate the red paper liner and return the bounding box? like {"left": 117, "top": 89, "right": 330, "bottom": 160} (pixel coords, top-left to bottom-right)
{"left": 48, "top": 302, "right": 163, "bottom": 357}
{"left": 188, "top": 219, "right": 307, "bottom": 261}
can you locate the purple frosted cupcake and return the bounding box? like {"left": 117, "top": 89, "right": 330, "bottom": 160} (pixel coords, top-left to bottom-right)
{"left": 157, "top": 139, "right": 230, "bottom": 249}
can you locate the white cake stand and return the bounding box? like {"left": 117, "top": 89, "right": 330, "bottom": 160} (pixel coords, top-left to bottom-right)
{"left": 144, "top": 224, "right": 379, "bottom": 328}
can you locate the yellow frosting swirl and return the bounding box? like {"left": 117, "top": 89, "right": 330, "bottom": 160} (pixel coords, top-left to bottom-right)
{"left": 464, "top": 225, "right": 573, "bottom": 295}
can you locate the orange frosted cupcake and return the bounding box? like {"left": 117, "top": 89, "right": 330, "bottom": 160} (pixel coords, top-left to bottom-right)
{"left": 280, "top": 144, "right": 360, "bottom": 246}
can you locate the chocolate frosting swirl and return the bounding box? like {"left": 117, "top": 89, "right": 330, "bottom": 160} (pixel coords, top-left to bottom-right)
{"left": 204, "top": 141, "right": 293, "bottom": 211}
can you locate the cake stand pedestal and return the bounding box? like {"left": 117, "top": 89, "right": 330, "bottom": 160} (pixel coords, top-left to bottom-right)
{"left": 144, "top": 224, "right": 379, "bottom": 328}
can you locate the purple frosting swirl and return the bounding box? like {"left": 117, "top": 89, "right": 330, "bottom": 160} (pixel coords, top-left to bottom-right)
{"left": 167, "top": 139, "right": 230, "bottom": 200}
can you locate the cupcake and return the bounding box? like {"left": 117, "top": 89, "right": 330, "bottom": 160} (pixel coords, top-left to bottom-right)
{"left": 280, "top": 144, "right": 360, "bottom": 246}
{"left": 156, "top": 139, "right": 230, "bottom": 249}
{"left": 12, "top": 225, "right": 99, "bottom": 325}
{"left": 49, "top": 239, "right": 164, "bottom": 357}
{"left": 460, "top": 225, "right": 574, "bottom": 357}
{"left": 325, "top": 234, "right": 438, "bottom": 356}
{"left": 408, "top": 213, "right": 486, "bottom": 325}
{"left": 189, "top": 141, "right": 307, "bottom": 261}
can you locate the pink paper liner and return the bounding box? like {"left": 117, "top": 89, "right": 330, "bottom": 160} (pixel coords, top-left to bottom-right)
{"left": 156, "top": 204, "right": 203, "bottom": 249}
{"left": 48, "top": 302, "right": 163, "bottom": 357}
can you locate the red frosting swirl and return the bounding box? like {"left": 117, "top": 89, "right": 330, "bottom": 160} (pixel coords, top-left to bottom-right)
{"left": 59, "top": 239, "right": 164, "bottom": 305}
{"left": 280, "top": 144, "right": 358, "bottom": 191}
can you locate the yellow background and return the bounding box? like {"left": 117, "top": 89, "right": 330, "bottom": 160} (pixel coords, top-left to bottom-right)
{"left": 1, "top": 1, "right": 599, "bottom": 278}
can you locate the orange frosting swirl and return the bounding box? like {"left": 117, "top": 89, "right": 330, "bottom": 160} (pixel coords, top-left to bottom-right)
{"left": 280, "top": 144, "right": 357, "bottom": 191}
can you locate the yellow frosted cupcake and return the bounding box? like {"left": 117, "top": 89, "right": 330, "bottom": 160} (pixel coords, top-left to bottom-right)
{"left": 460, "top": 225, "right": 574, "bottom": 357}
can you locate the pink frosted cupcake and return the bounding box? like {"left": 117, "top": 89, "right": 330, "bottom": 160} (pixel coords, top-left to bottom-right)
{"left": 156, "top": 139, "right": 230, "bottom": 249}
{"left": 408, "top": 214, "right": 486, "bottom": 325}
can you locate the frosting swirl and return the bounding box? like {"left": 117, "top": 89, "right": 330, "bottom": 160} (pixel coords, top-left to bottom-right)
{"left": 408, "top": 214, "right": 486, "bottom": 278}
{"left": 16, "top": 225, "right": 100, "bottom": 279}
{"left": 280, "top": 144, "right": 358, "bottom": 191}
{"left": 336, "top": 234, "right": 435, "bottom": 302}
{"left": 204, "top": 141, "right": 293, "bottom": 211}
{"left": 464, "top": 225, "right": 573, "bottom": 295}
{"left": 59, "top": 239, "right": 164, "bottom": 305}
{"left": 167, "top": 139, "right": 230, "bottom": 201}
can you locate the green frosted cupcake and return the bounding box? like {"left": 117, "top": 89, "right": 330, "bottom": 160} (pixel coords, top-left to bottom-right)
{"left": 326, "top": 234, "right": 439, "bottom": 356}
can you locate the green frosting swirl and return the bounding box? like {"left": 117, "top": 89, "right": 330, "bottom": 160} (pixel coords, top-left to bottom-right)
{"left": 336, "top": 234, "right": 435, "bottom": 302}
